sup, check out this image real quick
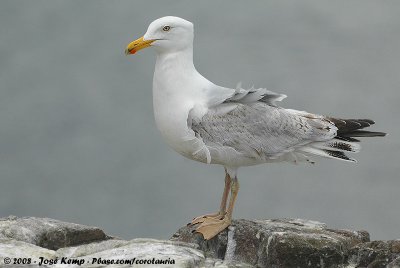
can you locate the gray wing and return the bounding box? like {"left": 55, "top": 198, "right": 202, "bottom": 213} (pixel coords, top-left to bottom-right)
{"left": 191, "top": 102, "right": 336, "bottom": 159}
{"left": 223, "top": 83, "right": 287, "bottom": 106}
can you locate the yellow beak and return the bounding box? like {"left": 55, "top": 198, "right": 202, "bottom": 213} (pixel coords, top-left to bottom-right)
{"left": 125, "top": 36, "right": 154, "bottom": 55}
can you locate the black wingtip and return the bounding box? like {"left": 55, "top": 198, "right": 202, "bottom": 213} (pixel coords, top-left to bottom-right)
{"left": 340, "top": 130, "right": 387, "bottom": 138}
{"left": 329, "top": 117, "right": 385, "bottom": 139}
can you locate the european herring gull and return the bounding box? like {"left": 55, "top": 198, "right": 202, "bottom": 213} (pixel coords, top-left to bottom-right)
{"left": 125, "top": 16, "right": 386, "bottom": 240}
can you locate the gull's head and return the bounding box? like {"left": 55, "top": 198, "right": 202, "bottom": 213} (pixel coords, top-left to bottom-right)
{"left": 125, "top": 16, "right": 194, "bottom": 55}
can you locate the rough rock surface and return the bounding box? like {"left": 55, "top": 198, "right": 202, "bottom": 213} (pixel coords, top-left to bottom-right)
{"left": 172, "top": 218, "right": 371, "bottom": 267}
{"left": 1, "top": 216, "right": 400, "bottom": 267}
{"left": 0, "top": 216, "right": 108, "bottom": 250}
{"left": 348, "top": 240, "right": 400, "bottom": 268}
{"left": 0, "top": 216, "right": 241, "bottom": 268}
{"left": 172, "top": 218, "right": 400, "bottom": 268}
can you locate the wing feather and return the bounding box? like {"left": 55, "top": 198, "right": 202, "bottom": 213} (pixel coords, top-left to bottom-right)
{"left": 224, "top": 83, "right": 287, "bottom": 106}
{"left": 191, "top": 102, "right": 336, "bottom": 160}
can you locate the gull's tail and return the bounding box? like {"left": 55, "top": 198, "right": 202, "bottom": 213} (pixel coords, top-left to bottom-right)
{"left": 300, "top": 118, "right": 386, "bottom": 162}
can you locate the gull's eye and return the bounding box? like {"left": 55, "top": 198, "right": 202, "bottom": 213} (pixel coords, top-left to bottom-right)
{"left": 162, "top": 25, "right": 171, "bottom": 32}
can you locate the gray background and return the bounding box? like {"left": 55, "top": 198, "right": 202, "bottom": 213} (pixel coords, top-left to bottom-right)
{"left": 1, "top": 1, "right": 399, "bottom": 240}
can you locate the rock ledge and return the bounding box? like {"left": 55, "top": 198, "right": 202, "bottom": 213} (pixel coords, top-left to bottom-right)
{"left": 1, "top": 216, "right": 399, "bottom": 267}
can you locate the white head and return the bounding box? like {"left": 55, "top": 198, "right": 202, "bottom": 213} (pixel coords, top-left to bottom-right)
{"left": 125, "top": 16, "right": 194, "bottom": 55}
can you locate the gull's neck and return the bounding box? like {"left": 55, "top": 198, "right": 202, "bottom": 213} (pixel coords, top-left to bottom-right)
{"left": 153, "top": 46, "right": 233, "bottom": 108}
{"left": 155, "top": 47, "right": 196, "bottom": 79}
{"left": 152, "top": 47, "right": 202, "bottom": 150}
{"left": 153, "top": 46, "right": 214, "bottom": 99}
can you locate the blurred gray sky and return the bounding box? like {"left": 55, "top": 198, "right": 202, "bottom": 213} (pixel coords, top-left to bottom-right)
{"left": 1, "top": 0, "right": 399, "bottom": 240}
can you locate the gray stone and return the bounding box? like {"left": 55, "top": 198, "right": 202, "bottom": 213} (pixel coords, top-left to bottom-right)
{"left": 1, "top": 216, "right": 400, "bottom": 268}
{"left": 388, "top": 257, "right": 400, "bottom": 268}
{"left": 0, "top": 216, "right": 108, "bottom": 250}
{"left": 171, "top": 218, "right": 370, "bottom": 267}
{"left": 0, "top": 216, "right": 249, "bottom": 267}
{"left": 56, "top": 239, "right": 130, "bottom": 258}
{"left": 0, "top": 239, "right": 56, "bottom": 266}
{"left": 65, "top": 239, "right": 205, "bottom": 268}
{"left": 348, "top": 240, "right": 400, "bottom": 268}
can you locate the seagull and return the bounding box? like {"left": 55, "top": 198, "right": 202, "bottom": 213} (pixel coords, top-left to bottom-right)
{"left": 125, "top": 16, "right": 386, "bottom": 240}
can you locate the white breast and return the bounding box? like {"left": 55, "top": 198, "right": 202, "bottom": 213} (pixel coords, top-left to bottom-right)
{"left": 151, "top": 54, "right": 210, "bottom": 162}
